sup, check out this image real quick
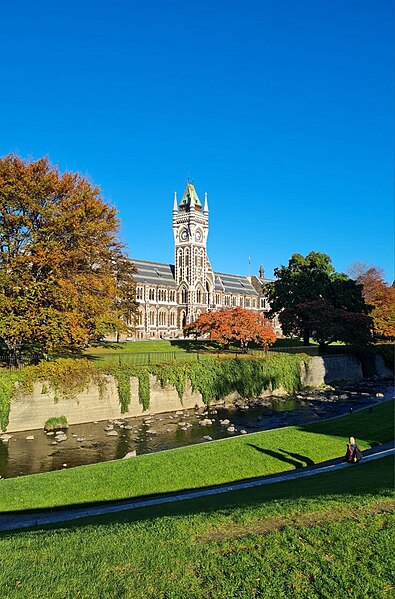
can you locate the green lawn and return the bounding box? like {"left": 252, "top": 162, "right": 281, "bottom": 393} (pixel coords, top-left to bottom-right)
{"left": 0, "top": 456, "right": 393, "bottom": 599}
{"left": 1, "top": 399, "right": 393, "bottom": 513}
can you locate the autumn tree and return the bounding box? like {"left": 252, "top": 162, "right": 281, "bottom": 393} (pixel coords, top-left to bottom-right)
{"left": 264, "top": 252, "right": 372, "bottom": 348}
{"left": 348, "top": 262, "right": 395, "bottom": 338}
{"left": 184, "top": 307, "right": 276, "bottom": 351}
{"left": 0, "top": 154, "right": 137, "bottom": 363}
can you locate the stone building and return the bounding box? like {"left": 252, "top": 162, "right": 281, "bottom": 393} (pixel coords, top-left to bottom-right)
{"left": 129, "top": 182, "right": 279, "bottom": 339}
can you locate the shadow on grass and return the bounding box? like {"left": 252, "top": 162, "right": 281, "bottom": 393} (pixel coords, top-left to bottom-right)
{"left": 280, "top": 450, "right": 315, "bottom": 467}
{"left": 247, "top": 444, "right": 304, "bottom": 468}
{"left": 4, "top": 455, "right": 393, "bottom": 537}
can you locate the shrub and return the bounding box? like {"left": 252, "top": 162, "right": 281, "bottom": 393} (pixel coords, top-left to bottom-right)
{"left": 44, "top": 416, "right": 68, "bottom": 431}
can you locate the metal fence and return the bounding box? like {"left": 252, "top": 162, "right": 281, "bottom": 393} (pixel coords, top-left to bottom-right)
{"left": 0, "top": 345, "right": 320, "bottom": 369}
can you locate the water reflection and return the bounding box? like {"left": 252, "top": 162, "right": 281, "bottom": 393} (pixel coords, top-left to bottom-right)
{"left": 1, "top": 382, "right": 393, "bottom": 479}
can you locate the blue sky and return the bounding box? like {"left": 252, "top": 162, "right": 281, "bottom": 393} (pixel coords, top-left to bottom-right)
{"left": 1, "top": 0, "right": 393, "bottom": 281}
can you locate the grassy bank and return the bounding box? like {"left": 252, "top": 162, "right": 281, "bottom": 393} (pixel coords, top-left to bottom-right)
{"left": 1, "top": 399, "right": 393, "bottom": 513}
{"left": 0, "top": 456, "right": 393, "bottom": 598}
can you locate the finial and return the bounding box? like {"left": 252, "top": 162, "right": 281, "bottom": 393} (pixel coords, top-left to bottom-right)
{"left": 173, "top": 191, "right": 178, "bottom": 212}
{"left": 259, "top": 264, "right": 265, "bottom": 279}
{"left": 203, "top": 192, "right": 209, "bottom": 213}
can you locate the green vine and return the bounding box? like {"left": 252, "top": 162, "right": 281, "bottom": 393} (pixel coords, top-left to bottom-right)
{"left": 153, "top": 362, "right": 189, "bottom": 403}
{"left": 0, "top": 353, "right": 310, "bottom": 430}
{"left": 107, "top": 365, "right": 150, "bottom": 412}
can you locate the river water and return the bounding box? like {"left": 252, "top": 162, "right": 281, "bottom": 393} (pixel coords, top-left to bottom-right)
{"left": 0, "top": 379, "right": 393, "bottom": 479}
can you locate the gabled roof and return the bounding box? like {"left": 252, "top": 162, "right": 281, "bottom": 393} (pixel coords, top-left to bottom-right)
{"left": 214, "top": 272, "right": 258, "bottom": 296}
{"left": 179, "top": 182, "right": 202, "bottom": 209}
{"left": 133, "top": 259, "right": 176, "bottom": 287}
{"left": 132, "top": 259, "right": 259, "bottom": 296}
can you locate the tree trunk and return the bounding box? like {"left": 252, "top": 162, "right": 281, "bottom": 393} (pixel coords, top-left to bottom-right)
{"left": 303, "top": 328, "right": 310, "bottom": 346}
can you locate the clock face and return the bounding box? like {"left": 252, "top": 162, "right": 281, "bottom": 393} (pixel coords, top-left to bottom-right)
{"left": 180, "top": 229, "right": 189, "bottom": 241}
{"left": 195, "top": 230, "right": 202, "bottom": 242}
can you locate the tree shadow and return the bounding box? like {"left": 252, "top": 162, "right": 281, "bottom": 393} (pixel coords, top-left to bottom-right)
{"left": 279, "top": 449, "right": 315, "bottom": 467}
{"left": 247, "top": 443, "right": 303, "bottom": 468}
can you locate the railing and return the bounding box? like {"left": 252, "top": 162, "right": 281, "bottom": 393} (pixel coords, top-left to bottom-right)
{"left": 0, "top": 354, "right": 26, "bottom": 368}
{"left": 0, "top": 346, "right": 320, "bottom": 369}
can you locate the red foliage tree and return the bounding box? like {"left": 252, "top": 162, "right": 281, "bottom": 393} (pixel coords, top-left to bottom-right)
{"left": 184, "top": 307, "right": 276, "bottom": 351}
{"left": 349, "top": 263, "right": 395, "bottom": 338}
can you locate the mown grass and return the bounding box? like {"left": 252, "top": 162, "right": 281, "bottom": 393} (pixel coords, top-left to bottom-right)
{"left": 1, "top": 399, "right": 393, "bottom": 513}
{"left": 0, "top": 456, "right": 393, "bottom": 599}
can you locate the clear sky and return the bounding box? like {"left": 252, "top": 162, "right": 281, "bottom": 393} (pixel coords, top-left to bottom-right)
{"left": 1, "top": 0, "right": 393, "bottom": 281}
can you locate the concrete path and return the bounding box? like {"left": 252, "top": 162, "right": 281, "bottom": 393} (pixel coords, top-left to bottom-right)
{"left": 0, "top": 441, "right": 393, "bottom": 533}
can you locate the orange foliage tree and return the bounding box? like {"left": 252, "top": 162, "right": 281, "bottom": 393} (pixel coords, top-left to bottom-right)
{"left": 349, "top": 263, "right": 395, "bottom": 338}
{"left": 184, "top": 307, "right": 276, "bottom": 351}
{"left": 0, "top": 155, "right": 137, "bottom": 363}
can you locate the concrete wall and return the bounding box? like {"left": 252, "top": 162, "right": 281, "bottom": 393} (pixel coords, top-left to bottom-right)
{"left": 5, "top": 354, "right": 378, "bottom": 432}
{"left": 301, "top": 354, "right": 363, "bottom": 387}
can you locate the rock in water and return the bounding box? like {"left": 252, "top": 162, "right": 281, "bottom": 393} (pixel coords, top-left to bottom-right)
{"left": 199, "top": 419, "right": 212, "bottom": 427}
{"left": 106, "top": 430, "right": 118, "bottom": 436}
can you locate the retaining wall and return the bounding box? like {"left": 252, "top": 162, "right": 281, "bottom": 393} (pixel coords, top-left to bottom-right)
{"left": 5, "top": 354, "right": 383, "bottom": 433}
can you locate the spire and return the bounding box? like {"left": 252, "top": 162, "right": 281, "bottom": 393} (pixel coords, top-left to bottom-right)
{"left": 259, "top": 264, "right": 265, "bottom": 279}
{"left": 203, "top": 192, "right": 208, "bottom": 214}
{"left": 179, "top": 182, "right": 202, "bottom": 211}
{"left": 173, "top": 191, "right": 178, "bottom": 213}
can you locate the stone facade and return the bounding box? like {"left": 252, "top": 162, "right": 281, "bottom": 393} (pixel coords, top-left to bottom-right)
{"left": 128, "top": 182, "right": 280, "bottom": 340}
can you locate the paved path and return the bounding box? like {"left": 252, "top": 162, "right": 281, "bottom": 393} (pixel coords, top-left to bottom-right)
{"left": 0, "top": 441, "right": 393, "bottom": 533}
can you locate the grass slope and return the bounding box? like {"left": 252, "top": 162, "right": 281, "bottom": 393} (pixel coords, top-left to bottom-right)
{"left": 1, "top": 399, "right": 393, "bottom": 513}
{"left": 0, "top": 456, "right": 393, "bottom": 599}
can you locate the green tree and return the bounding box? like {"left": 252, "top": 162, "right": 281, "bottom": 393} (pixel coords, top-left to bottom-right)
{"left": 0, "top": 154, "right": 137, "bottom": 364}
{"left": 265, "top": 252, "right": 372, "bottom": 348}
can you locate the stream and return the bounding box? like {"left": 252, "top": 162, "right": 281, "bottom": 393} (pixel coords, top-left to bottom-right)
{"left": 0, "top": 379, "right": 393, "bottom": 478}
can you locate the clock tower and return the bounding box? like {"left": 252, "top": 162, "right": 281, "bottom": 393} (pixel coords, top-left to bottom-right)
{"left": 172, "top": 182, "right": 214, "bottom": 325}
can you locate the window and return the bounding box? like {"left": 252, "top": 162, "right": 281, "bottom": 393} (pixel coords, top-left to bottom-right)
{"left": 136, "top": 287, "right": 144, "bottom": 300}
{"left": 232, "top": 296, "right": 236, "bottom": 306}
{"left": 196, "top": 290, "right": 202, "bottom": 303}
{"left": 170, "top": 311, "right": 176, "bottom": 326}
{"left": 169, "top": 290, "right": 175, "bottom": 302}
{"left": 216, "top": 294, "right": 220, "bottom": 305}
{"left": 149, "top": 311, "right": 155, "bottom": 326}
{"left": 137, "top": 311, "right": 143, "bottom": 325}
{"left": 149, "top": 288, "right": 155, "bottom": 301}
{"left": 245, "top": 298, "right": 250, "bottom": 308}
{"left": 158, "top": 311, "right": 166, "bottom": 326}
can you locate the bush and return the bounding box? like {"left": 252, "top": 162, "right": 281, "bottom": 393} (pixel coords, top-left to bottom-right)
{"left": 44, "top": 416, "right": 68, "bottom": 431}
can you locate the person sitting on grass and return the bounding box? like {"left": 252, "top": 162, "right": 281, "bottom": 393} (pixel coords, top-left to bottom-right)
{"left": 344, "top": 436, "right": 363, "bottom": 463}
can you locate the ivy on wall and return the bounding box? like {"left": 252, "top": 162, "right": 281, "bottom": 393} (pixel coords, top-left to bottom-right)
{"left": 0, "top": 353, "right": 309, "bottom": 431}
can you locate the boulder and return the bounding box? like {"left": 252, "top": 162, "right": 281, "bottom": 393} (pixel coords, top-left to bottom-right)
{"left": 220, "top": 419, "right": 230, "bottom": 426}
{"left": 26, "top": 435, "right": 35, "bottom": 440}
{"left": 0, "top": 434, "right": 12, "bottom": 443}
{"left": 227, "top": 426, "right": 236, "bottom": 433}
{"left": 146, "top": 429, "right": 157, "bottom": 435}
{"left": 202, "top": 436, "right": 213, "bottom": 441}
{"left": 106, "top": 430, "right": 118, "bottom": 436}
{"left": 199, "top": 418, "right": 212, "bottom": 427}
{"left": 123, "top": 450, "right": 137, "bottom": 459}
